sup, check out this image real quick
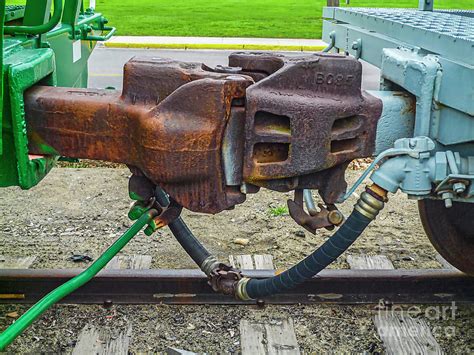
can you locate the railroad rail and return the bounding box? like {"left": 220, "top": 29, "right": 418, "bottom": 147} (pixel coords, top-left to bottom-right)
{"left": 1, "top": 268, "right": 473, "bottom": 305}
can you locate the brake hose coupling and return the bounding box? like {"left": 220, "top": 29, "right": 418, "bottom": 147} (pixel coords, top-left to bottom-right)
{"left": 208, "top": 263, "right": 243, "bottom": 296}
{"left": 354, "top": 184, "right": 388, "bottom": 220}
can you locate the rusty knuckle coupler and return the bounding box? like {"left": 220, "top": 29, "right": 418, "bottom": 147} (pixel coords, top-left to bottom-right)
{"left": 23, "top": 52, "right": 387, "bottom": 298}
{"left": 25, "top": 52, "right": 382, "bottom": 218}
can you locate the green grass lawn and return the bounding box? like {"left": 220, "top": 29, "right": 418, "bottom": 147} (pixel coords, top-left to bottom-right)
{"left": 91, "top": 0, "right": 472, "bottom": 38}
{"left": 7, "top": 0, "right": 474, "bottom": 38}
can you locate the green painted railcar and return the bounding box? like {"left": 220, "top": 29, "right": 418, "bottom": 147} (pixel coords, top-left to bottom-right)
{"left": 0, "top": 0, "right": 113, "bottom": 188}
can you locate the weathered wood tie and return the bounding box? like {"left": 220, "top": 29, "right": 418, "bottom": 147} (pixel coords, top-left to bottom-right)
{"left": 235, "top": 254, "right": 301, "bottom": 355}
{"left": 72, "top": 325, "right": 132, "bottom": 355}
{"left": 0, "top": 255, "right": 36, "bottom": 269}
{"left": 105, "top": 254, "right": 152, "bottom": 270}
{"left": 229, "top": 254, "right": 274, "bottom": 270}
{"left": 240, "top": 318, "right": 301, "bottom": 355}
{"left": 73, "top": 254, "right": 151, "bottom": 354}
{"left": 347, "top": 254, "right": 443, "bottom": 355}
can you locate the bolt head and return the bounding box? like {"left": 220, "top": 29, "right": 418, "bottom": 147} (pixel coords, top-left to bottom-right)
{"left": 453, "top": 182, "right": 466, "bottom": 194}
{"left": 328, "top": 210, "right": 344, "bottom": 225}
{"left": 441, "top": 192, "right": 453, "bottom": 208}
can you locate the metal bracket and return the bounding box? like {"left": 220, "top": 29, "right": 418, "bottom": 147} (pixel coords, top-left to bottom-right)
{"left": 351, "top": 38, "right": 362, "bottom": 59}
{"left": 418, "top": 0, "right": 433, "bottom": 11}
{"left": 381, "top": 48, "right": 441, "bottom": 137}
{"left": 288, "top": 189, "right": 343, "bottom": 234}
{"left": 322, "top": 31, "right": 336, "bottom": 53}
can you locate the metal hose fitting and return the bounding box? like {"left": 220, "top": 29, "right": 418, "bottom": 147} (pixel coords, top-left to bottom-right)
{"left": 236, "top": 277, "right": 252, "bottom": 300}
{"left": 354, "top": 190, "right": 385, "bottom": 220}
{"left": 200, "top": 255, "right": 220, "bottom": 276}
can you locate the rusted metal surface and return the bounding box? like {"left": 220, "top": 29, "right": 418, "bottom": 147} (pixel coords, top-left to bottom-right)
{"left": 230, "top": 52, "right": 383, "bottom": 204}
{"left": 0, "top": 268, "right": 472, "bottom": 305}
{"left": 25, "top": 53, "right": 383, "bottom": 214}
{"left": 418, "top": 199, "right": 474, "bottom": 275}
{"left": 208, "top": 263, "right": 243, "bottom": 296}
{"left": 288, "top": 189, "right": 343, "bottom": 234}
{"left": 25, "top": 57, "right": 253, "bottom": 214}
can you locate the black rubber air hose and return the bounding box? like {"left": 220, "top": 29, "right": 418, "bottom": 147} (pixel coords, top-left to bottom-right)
{"left": 238, "top": 188, "right": 385, "bottom": 300}
{"left": 154, "top": 187, "right": 213, "bottom": 269}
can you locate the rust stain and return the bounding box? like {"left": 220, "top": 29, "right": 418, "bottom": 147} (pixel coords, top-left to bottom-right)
{"left": 25, "top": 57, "right": 253, "bottom": 214}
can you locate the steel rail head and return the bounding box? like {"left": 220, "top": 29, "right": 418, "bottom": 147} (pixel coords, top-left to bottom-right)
{"left": 1, "top": 268, "right": 472, "bottom": 305}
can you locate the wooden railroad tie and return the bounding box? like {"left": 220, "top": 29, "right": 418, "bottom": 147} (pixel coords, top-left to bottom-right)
{"left": 347, "top": 254, "right": 443, "bottom": 355}
{"left": 73, "top": 254, "right": 151, "bottom": 354}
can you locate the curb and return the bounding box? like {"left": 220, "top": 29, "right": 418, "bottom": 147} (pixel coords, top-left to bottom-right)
{"left": 104, "top": 42, "right": 326, "bottom": 52}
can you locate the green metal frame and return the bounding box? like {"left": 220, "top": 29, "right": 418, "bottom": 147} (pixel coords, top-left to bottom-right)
{"left": 4, "top": 5, "right": 25, "bottom": 22}
{"left": 2, "top": 48, "right": 57, "bottom": 188}
{"left": 0, "top": 1, "right": 4, "bottom": 155}
{"left": 0, "top": 0, "right": 115, "bottom": 189}
{"left": 4, "top": 0, "right": 62, "bottom": 35}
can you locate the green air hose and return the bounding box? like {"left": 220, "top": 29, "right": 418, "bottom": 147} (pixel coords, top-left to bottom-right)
{"left": 0, "top": 209, "right": 157, "bottom": 350}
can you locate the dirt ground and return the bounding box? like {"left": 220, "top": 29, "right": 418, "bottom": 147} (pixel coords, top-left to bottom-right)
{"left": 0, "top": 167, "right": 473, "bottom": 353}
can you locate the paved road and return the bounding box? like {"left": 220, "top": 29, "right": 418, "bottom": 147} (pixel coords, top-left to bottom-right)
{"left": 88, "top": 47, "right": 380, "bottom": 90}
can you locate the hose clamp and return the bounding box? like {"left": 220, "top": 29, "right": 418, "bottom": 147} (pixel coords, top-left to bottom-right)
{"left": 200, "top": 255, "right": 220, "bottom": 276}
{"left": 354, "top": 191, "right": 385, "bottom": 220}
{"left": 235, "top": 277, "right": 252, "bottom": 300}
